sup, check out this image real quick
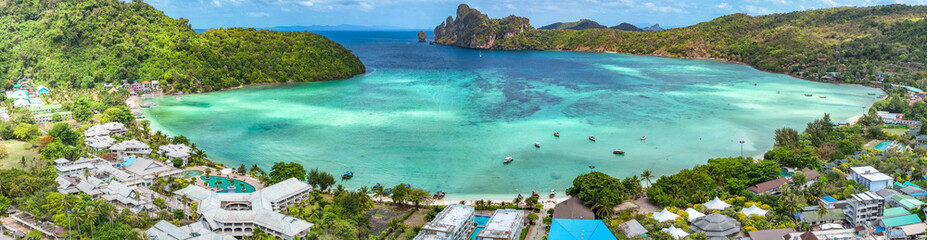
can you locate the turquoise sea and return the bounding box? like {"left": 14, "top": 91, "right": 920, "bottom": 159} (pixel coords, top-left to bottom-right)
{"left": 143, "top": 31, "right": 881, "bottom": 198}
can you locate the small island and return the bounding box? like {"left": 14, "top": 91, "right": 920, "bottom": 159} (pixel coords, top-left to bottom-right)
{"left": 417, "top": 30, "right": 427, "bottom": 42}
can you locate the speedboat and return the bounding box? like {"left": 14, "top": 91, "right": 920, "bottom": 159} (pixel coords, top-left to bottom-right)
{"left": 588, "top": 136, "right": 596, "bottom": 141}
{"left": 613, "top": 150, "right": 625, "bottom": 154}
{"left": 554, "top": 131, "right": 560, "bottom": 137}
{"left": 504, "top": 157, "right": 514, "bottom": 164}
{"left": 819, "top": 96, "right": 827, "bottom": 98}
{"left": 534, "top": 142, "right": 540, "bottom": 148}
{"left": 640, "top": 136, "right": 647, "bottom": 140}
{"left": 549, "top": 189, "right": 556, "bottom": 198}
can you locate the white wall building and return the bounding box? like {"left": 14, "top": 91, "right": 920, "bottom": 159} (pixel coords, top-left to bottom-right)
{"left": 849, "top": 166, "right": 894, "bottom": 191}
{"left": 477, "top": 209, "right": 526, "bottom": 240}
{"left": 110, "top": 139, "right": 152, "bottom": 156}
{"left": 84, "top": 122, "right": 128, "bottom": 138}
{"left": 845, "top": 192, "right": 885, "bottom": 227}
{"left": 173, "top": 178, "right": 314, "bottom": 239}
{"left": 414, "top": 204, "right": 475, "bottom": 240}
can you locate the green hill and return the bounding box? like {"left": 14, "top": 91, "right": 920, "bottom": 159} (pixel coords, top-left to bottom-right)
{"left": 434, "top": 4, "right": 927, "bottom": 87}
{"left": 0, "top": 0, "right": 365, "bottom": 93}
{"left": 609, "top": 23, "right": 643, "bottom": 31}
{"left": 539, "top": 19, "right": 607, "bottom": 30}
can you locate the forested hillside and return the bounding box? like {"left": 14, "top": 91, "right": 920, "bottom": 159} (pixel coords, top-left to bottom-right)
{"left": 435, "top": 4, "right": 927, "bottom": 87}
{"left": 0, "top": 0, "right": 365, "bottom": 93}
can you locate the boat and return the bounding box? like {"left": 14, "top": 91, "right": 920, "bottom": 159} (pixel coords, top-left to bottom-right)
{"left": 504, "top": 157, "right": 514, "bottom": 164}
{"left": 868, "top": 93, "right": 877, "bottom": 95}
{"left": 588, "top": 135, "right": 596, "bottom": 141}
{"left": 640, "top": 136, "right": 647, "bottom": 141}
{"left": 819, "top": 96, "right": 827, "bottom": 98}
{"left": 341, "top": 171, "right": 353, "bottom": 180}
{"left": 534, "top": 142, "right": 540, "bottom": 148}
{"left": 804, "top": 93, "right": 813, "bottom": 97}
{"left": 175, "top": 97, "right": 182, "bottom": 100}
{"left": 553, "top": 131, "right": 560, "bottom": 137}
{"left": 549, "top": 189, "right": 556, "bottom": 198}
{"left": 372, "top": 183, "right": 380, "bottom": 190}
{"left": 532, "top": 191, "right": 539, "bottom": 198}
{"left": 613, "top": 150, "right": 625, "bottom": 154}
{"left": 433, "top": 191, "right": 446, "bottom": 199}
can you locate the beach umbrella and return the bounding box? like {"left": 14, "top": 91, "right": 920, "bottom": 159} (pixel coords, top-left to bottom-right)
{"left": 740, "top": 204, "right": 768, "bottom": 217}
{"left": 685, "top": 208, "right": 705, "bottom": 222}
{"left": 662, "top": 225, "right": 689, "bottom": 240}
{"left": 652, "top": 208, "right": 680, "bottom": 222}
{"left": 703, "top": 197, "right": 732, "bottom": 210}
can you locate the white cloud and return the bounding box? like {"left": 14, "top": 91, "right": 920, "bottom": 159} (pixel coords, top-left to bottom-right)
{"left": 246, "top": 11, "right": 270, "bottom": 17}
{"left": 297, "top": 1, "right": 313, "bottom": 6}
{"left": 212, "top": 0, "right": 223, "bottom": 7}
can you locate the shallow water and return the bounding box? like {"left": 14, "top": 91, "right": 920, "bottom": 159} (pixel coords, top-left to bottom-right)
{"left": 144, "top": 31, "right": 881, "bottom": 196}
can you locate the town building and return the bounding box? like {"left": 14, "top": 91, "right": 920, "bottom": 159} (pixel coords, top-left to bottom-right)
{"left": 122, "top": 157, "right": 183, "bottom": 186}
{"left": 159, "top": 143, "right": 193, "bottom": 162}
{"left": 173, "top": 178, "right": 314, "bottom": 239}
{"left": 845, "top": 192, "right": 885, "bottom": 227}
{"left": 552, "top": 197, "right": 594, "bottom": 220}
{"left": 110, "top": 139, "right": 152, "bottom": 156}
{"left": 84, "top": 122, "right": 128, "bottom": 138}
{"left": 798, "top": 208, "right": 845, "bottom": 226}
{"left": 85, "top": 136, "right": 117, "bottom": 151}
{"left": 848, "top": 166, "right": 894, "bottom": 191}
{"left": 785, "top": 228, "right": 880, "bottom": 240}
{"left": 877, "top": 111, "right": 922, "bottom": 127}
{"left": 476, "top": 209, "right": 526, "bottom": 240}
{"left": 617, "top": 220, "right": 647, "bottom": 238}
{"left": 889, "top": 194, "right": 925, "bottom": 211}
{"left": 26, "top": 104, "right": 62, "bottom": 115}
{"left": 747, "top": 177, "right": 790, "bottom": 195}
{"left": 748, "top": 228, "right": 796, "bottom": 240}
{"left": 881, "top": 214, "right": 923, "bottom": 230}
{"left": 886, "top": 223, "right": 927, "bottom": 240}
{"left": 548, "top": 219, "right": 617, "bottom": 240}
{"left": 33, "top": 111, "right": 72, "bottom": 123}
{"left": 146, "top": 220, "right": 236, "bottom": 240}
{"left": 795, "top": 168, "right": 821, "bottom": 189}
{"left": 414, "top": 204, "right": 475, "bottom": 240}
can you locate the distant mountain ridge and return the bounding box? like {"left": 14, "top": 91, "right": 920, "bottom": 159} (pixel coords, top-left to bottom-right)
{"left": 642, "top": 24, "right": 663, "bottom": 31}
{"left": 609, "top": 23, "right": 643, "bottom": 31}
{"left": 433, "top": 3, "right": 927, "bottom": 88}
{"left": 539, "top": 19, "right": 607, "bottom": 30}
{"left": 195, "top": 24, "right": 412, "bottom": 33}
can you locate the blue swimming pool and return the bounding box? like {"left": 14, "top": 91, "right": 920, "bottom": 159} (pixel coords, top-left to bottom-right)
{"left": 120, "top": 156, "right": 136, "bottom": 167}
{"left": 470, "top": 227, "right": 484, "bottom": 240}
{"left": 475, "top": 215, "right": 490, "bottom": 226}
{"left": 874, "top": 141, "right": 892, "bottom": 151}
{"left": 201, "top": 176, "right": 256, "bottom": 193}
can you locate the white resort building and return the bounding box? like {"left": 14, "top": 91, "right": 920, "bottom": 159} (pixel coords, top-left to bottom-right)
{"left": 159, "top": 143, "right": 193, "bottom": 162}
{"left": 85, "top": 136, "right": 117, "bottom": 151}
{"left": 414, "top": 204, "right": 475, "bottom": 240}
{"left": 53, "top": 157, "right": 158, "bottom": 213}
{"left": 85, "top": 122, "right": 128, "bottom": 138}
{"left": 172, "top": 178, "right": 314, "bottom": 239}
{"left": 845, "top": 192, "right": 885, "bottom": 227}
{"left": 110, "top": 139, "right": 152, "bottom": 156}
{"left": 477, "top": 209, "right": 526, "bottom": 240}
{"left": 848, "top": 166, "right": 894, "bottom": 191}
{"left": 146, "top": 220, "right": 236, "bottom": 240}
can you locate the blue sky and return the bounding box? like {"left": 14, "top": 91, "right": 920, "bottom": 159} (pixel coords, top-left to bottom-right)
{"left": 141, "top": 0, "right": 927, "bottom": 29}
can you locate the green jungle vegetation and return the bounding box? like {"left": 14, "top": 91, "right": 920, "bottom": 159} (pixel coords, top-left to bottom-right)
{"left": 0, "top": 0, "right": 365, "bottom": 93}
{"left": 436, "top": 4, "right": 927, "bottom": 88}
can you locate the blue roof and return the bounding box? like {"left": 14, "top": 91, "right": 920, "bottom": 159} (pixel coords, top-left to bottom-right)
{"left": 821, "top": 196, "right": 837, "bottom": 203}
{"left": 548, "top": 219, "right": 616, "bottom": 240}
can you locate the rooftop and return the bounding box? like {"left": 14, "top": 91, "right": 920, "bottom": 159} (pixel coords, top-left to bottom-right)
{"left": 800, "top": 208, "right": 844, "bottom": 222}
{"left": 548, "top": 219, "right": 617, "bottom": 240}
{"left": 748, "top": 228, "right": 796, "bottom": 240}
{"left": 421, "top": 204, "right": 474, "bottom": 233}
{"left": 882, "top": 214, "right": 922, "bottom": 228}
{"left": 478, "top": 209, "right": 524, "bottom": 239}
{"left": 553, "top": 197, "right": 594, "bottom": 220}
{"left": 747, "top": 177, "right": 789, "bottom": 193}
{"left": 884, "top": 207, "right": 909, "bottom": 217}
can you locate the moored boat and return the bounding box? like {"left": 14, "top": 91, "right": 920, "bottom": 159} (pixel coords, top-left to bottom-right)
{"left": 341, "top": 171, "right": 353, "bottom": 179}
{"left": 588, "top": 135, "right": 596, "bottom": 141}
{"left": 504, "top": 157, "right": 514, "bottom": 164}
{"left": 804, "top": 93, "right": 812, "bottom": 97}
{"left": 613, "top": 150, "right": 625, "bottom": 154}
{"left": 553, "top": 131, "right": 560, "bottom": 137}
{"left": 534, "top": 142, "right": 540, "bottom": 148}
{"left": 819, "top": 96, "right": 826, "bottom": 98}
{"left": 549, "top": 189, "right": 556, "bottom": 198}
{"left": 640, "top": 136, "right": 647, "bottom": 140}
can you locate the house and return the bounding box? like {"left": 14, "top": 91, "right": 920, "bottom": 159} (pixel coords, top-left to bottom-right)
{"left": 548, "top": 219, "right": 617, "bottom": 240}
{"left": 552, "top": 197, "right": 594, "bottom": 220}
{"left": 159, "top": 144, "right": 193, "bottom": 161}
{"left": 845, "top": 192, "right": 885, "bottom": 226}
{"left": 84, "top": 122, "right": 127, "bottom": 138}
{"left": 122, "top": 157, "right": 182, "bottom": 186}
{"left": 848, "top": 166, "right": 894, "bottom": 191}
{"left": 747, "top": 177, "right": 790, "bottom": 194}
{"left": 146, "top": 220, "right": 235, "bottom": 240}
{"left": 173, "top": 178, "right": 314, "bottom": 239}
{"left": 884, "top": 207, "right": 910, "bottom": 218}
{"left": 477, "top": 209, "right": 526, "bottom": 240}
{"left": 798, "top": 208, "right": 845, "bottom": 226}
{"left": 616, "top": 219, "right": 647, "bottom": 238}
{"left": 26, "top": 104, "right": 62, "bottom": 115}
{"left": 33, "top": 112, "right": 72, "bottom": 123}
{"left": 785, "top": 228, "right": 879, "bottom": 240}
{"left": 889, "top": 194, "right": 925, "bottom": 210}
{"left": 881, "top": 214, "right": 922, "bottom": 229}
{"left": 35, "top": 85, "right": 49, "bottom": 95}
{"left": 110, "top": 139, "right": 152, "bottom": 156}
{"left": 795, "top": 168, "right": 821, "bottom": 189}
{"left": 85, "top": 136, "right": 117, "bottom": 151}
{"left": 748, "top": 228, "right": 796, "bottom": 240}
{"left": 876, "top": 111, "right": 922, "bottom": 127}
{"left": 886, "top": 223, "right": 927, "bottom": 240}
{"left": 414, "top": 204, "right": 475, "bottom": 240}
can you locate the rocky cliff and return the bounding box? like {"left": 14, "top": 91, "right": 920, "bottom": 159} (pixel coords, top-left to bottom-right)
{"left": 417, "top": 30, "right": 427, "bottom": 42}
{"left": 433, "top": 4, "right": 531, "bottom": 49}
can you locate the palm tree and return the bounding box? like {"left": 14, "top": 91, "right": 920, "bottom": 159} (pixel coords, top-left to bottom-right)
{"left": 374, "top": 187, "right": 387, "bottom": 203}
{"left": 191, "top": 149, "right": 207, "bottom": 165}
{"left": 640, "top": 170, "right": 653, "bottom": 187}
